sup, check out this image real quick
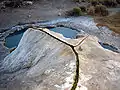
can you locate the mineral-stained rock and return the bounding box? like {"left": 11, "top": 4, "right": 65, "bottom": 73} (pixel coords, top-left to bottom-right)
{"left": 0, "top": 28, "right": 77, "bottom": 90}
{"left": 0, "top": 28, "right": 120, "bottom": 90}
{"left": 77, "top": 36, "right": 120, "bottom": 90}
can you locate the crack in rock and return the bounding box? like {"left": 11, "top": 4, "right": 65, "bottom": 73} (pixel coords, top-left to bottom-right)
{"left": 33, "top": 28, "right": 88, "bottom": 90}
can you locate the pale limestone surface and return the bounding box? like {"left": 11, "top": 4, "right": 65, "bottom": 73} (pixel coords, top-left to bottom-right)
{"left": 0, "top": 28, "right": 77, "bottom": 90}
{"left": 77, "top": 36, "right": 120, "bottom": 90}
{"left": 0, "top": 28, "right": 120, "bottom": 90}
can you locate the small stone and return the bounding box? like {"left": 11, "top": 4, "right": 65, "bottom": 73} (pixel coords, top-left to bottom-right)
{"left": 79, "top": 46, "right": 83, "bottom": 51}
{"left": 58, "top": 12, "right": 62, "bottom": 16}
{"left": 23, "top": 1, "right": 33, "bottom": 6}
{"left": 28, "top": 15, "right": 31, "bottom": 18}
{"left": 76, "top": 34, "right": 85, "bottom": 39}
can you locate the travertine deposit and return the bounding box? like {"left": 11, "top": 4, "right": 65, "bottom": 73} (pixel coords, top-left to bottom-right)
{"left": 0, "top": 28, "right": 120, "bottom": 90}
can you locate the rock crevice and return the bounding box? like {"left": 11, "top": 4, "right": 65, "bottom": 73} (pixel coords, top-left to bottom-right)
{"left": 0, "top": 28, "right": 88, "bottom": 90}
{"left": 33, "top": 28, "right": 89, "bottom": 90}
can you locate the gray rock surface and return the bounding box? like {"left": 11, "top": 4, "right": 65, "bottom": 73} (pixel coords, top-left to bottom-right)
{"left": 0, "top": 28, "right": 77, "bottom": 90}
{"left": 76, "top": 36, "right": 120, "bottom": 90}
{"left": 0, "top": 28, "right": 120, "bottom": 90}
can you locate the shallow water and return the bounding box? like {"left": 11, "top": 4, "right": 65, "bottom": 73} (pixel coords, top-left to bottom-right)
{"left": 98, "top": 42, "right": 119, "bottom": 53}
{"left": 50, "top": 27, "right": 78, "bottom": 38}
{"left": 5, "top": 30, "right": 26, "bottom": 48}
{"left": 5, "top": 27, "right": 79, "bottom": 48}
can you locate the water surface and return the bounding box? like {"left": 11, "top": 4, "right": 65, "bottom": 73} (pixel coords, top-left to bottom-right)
{"left": 5, "top": 27, "right": 79, "bottom": 48}
{"left": 98, "top": 42, "right": 119, "bottom": 53}
{"left": 5, "top": 30, "right": 26, "bottom": 48}
{"left": 50, "top": 27, "right": 79, "bottom": 38}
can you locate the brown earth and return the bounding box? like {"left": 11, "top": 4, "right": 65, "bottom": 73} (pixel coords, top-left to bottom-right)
{"left": 94, "top": 12, "right": 120, "bottom": 34}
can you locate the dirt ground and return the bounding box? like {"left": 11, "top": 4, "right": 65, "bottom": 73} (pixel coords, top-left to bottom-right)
{"left": 94, "top": 12, "right": 120, "bottom": 34}
{"left": 0, "top": 0, "right": 80, "bottom": 29}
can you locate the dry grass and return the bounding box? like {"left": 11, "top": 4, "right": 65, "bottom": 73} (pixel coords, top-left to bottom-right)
{"left": 94, "top": 12, "right": 120, "bottom": 34}
{"left": 87, "top": 5, "right": 109, "bottom": 16}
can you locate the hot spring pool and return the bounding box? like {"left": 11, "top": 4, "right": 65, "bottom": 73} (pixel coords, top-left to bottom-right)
{"left": 5, "top": 30, "right": 25, "bottom": 48}
{"left": 5, "top": 27, "right": 79, "bottom": 48}
{"left": 50, "top": 27, "right": 79, "bottom": 38}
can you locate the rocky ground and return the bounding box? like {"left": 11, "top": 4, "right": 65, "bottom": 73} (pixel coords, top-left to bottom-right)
{"left": 0, "top": 28, "right": 120, "bottom": 90}
{"left": 0, "top": 0, "right": 88, "bottom": 61}
{"left": 1, "top": 15, "right": 120, "bottom": 60}
{"left": 0, "top": 0, "right": 120, "bottom": 90}
{"left": 0, "top": 0, "right": 79, "bottom": 29}
{"left": 0, "top": 28, "right": 77, "bottom": 90}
